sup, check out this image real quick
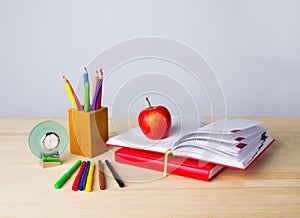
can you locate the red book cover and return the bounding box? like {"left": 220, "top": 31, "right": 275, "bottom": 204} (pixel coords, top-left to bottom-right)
{"left": 115, "top": 147, "right": 224, "bottom": 181}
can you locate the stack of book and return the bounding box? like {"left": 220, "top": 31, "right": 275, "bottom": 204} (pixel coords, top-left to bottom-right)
{"left": 41, "top": 152, "right": 61, "bottom": 168}
{"left": 107, "top": 117, "right": 275, "bottom": 181}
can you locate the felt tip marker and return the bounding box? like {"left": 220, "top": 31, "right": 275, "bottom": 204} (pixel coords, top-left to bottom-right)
{"left": 72, "top": 161, "right": 86, "bottom": 191}
{"left": 105, "top": 160, "right": 124, "bottom": 188}
{"left": 78, "top": 161, "right": 90, "bottom": 191}
{"left": 54, "top": 160, "right": 82, "bottom": 189}
{"left": 85, "top": 162, "right": 95, "bottom": 192}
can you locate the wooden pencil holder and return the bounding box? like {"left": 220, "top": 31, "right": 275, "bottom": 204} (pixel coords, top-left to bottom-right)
{"left": 68, "top": 107, "right": 108, "bottom": 158}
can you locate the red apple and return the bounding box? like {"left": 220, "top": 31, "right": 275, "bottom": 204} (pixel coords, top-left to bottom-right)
{"left": 138, "top": 97, "right": 172, "bottom": 140}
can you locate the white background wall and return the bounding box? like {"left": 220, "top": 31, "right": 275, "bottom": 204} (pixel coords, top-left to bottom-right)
{"left": 0, "top": 0, "right": 299, "bottom": 117}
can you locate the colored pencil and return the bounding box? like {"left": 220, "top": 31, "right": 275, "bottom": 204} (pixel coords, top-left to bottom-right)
{"left": 85, "top": 162, "right": 95, "bottom": 192}
{"left": 84, "top": 82, "right": 90, "bottom": 112}
{"left": 54, "top": 160, "right": 82, "bottom": 189}
{"left": 95, "top": 69, "right": 103, "bottom": 110}
{"left": 91, "top": 70, "right": 99, "bottom": 104}
{"left": 91, "top": 70, "right": 103, "bottom": 110}
{"left": 63, "top": 76, "right": 83, "bottom": 111}
{"left": 72, "top": 161, "right": 86, "bottom": 191}
{"left": 98, "top": 160, "right": 106, "bottom": 190}
{"left": 105, "top": 160, "right": 124, "bottom": 188}
{"left": 63, "top": 76, "right": 79, "bottom": 110}
{"left": 83, "top": 67, "right": 89, "bottom": 84}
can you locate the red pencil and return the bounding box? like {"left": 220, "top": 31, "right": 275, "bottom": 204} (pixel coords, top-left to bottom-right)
{"left": 72, "top": 161, "right": 86, "bottom": 191}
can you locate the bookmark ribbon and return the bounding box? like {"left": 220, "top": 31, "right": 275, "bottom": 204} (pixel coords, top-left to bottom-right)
{"left": 163, "top": 148, "right": 174, "bottom": 178}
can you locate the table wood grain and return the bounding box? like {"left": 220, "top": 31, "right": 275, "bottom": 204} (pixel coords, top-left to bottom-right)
{"left": 0, "top": 117, "right": 299, "bottom": 217}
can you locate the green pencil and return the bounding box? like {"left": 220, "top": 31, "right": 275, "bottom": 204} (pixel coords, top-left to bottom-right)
{"left": 84, "top": 82, "right": 90, "bottom": 112}
{"left": 54, "top": 160, "right": 82, "bottom": 189}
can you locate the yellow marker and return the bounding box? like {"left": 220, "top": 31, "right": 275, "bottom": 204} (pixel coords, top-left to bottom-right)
{"left": 63, "top": 76, "right": 78, "bottom": 110}
{"left": 85, "top": 162, "right": 95, "bottom": 192}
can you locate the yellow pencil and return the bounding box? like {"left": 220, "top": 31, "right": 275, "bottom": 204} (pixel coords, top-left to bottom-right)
{"left": 64, "top": 76, "right": 83, "bottom": 111}
{"left": 63, "top": 76, "right": 78, "bottom": 110}
{"left": 85, "top": 162, "right": 94, "bottom": 192}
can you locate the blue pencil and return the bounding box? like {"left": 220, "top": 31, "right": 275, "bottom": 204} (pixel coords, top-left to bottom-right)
{"left": 83, "top": 67, "right": 89, "bottom": 84}
{"left": 78, "top": 161, "right": 90, "bottom": 191}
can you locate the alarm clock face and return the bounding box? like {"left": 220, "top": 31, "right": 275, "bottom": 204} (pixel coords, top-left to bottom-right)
{"left": 41, "top": 132, "right": 60, "bottom": 151}
{"left": 28, "top": 120, "right": 68, "bottom": 158}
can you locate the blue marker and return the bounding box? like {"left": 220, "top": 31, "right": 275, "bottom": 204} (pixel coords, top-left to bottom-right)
{"left": 78, "top": 161, "right": 90, "bottom": 191}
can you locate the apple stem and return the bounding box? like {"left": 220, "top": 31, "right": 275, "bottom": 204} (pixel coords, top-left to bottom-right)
{"left": 145, "top": 97, "right": 152, "bottom": 108}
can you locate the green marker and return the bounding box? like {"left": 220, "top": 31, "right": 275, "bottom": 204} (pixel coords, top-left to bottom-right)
{"left": 54, "top": 160, "right": 82, "bottom": 189}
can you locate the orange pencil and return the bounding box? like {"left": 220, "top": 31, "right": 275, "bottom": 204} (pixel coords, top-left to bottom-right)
{"left": 91, "top": 70, "right": 99, "bottom": 107}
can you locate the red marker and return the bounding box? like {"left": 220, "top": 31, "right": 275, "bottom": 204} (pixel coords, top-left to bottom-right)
{"left": 72, "top": 161, "right": 86, "bottom": 191}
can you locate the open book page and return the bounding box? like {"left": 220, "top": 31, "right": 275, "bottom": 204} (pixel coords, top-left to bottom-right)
{"left": 173, "top": 125, "right": 266, "bottom": 146}
{"left": 106, "top": 115, "right": 207, "bottom": 153}
{"left": 195, "top": 118, "right": 263, "bottom": 134}
{"left": 173, "top": 136, "right": 263, "bottom": 159}
{"left": 172, "top": 126, "right": 267, "bottom": 156}
{"left": 173, "top": 133, "right": 273, "bottom": 169}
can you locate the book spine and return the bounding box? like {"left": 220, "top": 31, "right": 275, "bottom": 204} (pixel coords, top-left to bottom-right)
{"left": 115, "top": 151, "right": 211, "bottom": 181}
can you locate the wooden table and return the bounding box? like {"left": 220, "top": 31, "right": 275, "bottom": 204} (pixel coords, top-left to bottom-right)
{"left": 0, "top": 117, "right": 299, "bottom": 217}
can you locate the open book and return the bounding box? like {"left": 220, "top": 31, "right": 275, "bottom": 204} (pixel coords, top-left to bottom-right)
{"left": 107, "top": 116, "right": 275, "bottom": 170}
